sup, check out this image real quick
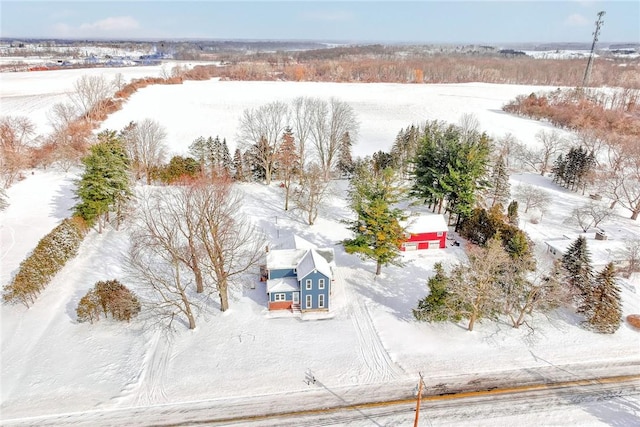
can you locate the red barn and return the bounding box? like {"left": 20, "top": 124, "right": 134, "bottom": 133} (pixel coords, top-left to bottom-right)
{"left": 400, "top": 214, "right": 448, "bottom": 251}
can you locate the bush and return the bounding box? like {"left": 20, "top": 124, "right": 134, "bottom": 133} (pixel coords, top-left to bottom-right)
{"left": 77, "top": 280, "right": 141, "bottom": 323}
{"left": 626, "top": 314, "right": 640, "bottom": 330}
{"left": 3, "top": 216, "right": 88, "bottom": 307}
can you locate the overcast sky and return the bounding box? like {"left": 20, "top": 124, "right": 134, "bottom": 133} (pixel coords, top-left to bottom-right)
{"left": 2, "top": 1, "right": 639, "bottom": 44}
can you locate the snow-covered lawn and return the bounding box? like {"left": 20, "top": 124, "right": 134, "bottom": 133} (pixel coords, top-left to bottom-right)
{"left": 1, "top": 73, "right": 638, "bottom": 424}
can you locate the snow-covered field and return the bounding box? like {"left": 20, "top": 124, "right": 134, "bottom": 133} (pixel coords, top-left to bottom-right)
{"left": 98, "top": 79, "right": 572, "bottom": 159}
{"left": 1, "top": 68, "right": 639, "bottom": 425}
{"left": 0, "top": 62, "right": 203, "bottom": 137}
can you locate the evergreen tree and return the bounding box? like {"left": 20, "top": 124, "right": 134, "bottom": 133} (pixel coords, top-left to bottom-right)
{"left": 411, "top": 121, "right": 490, "bottom": 226}
{"left": 233, "top": 148, "right": 244, "bottom": 181}
{"left": 189, "top": 136, "right": 208, "bottom": 173}
{"left": 486, "top": 156, "right": 510, "bottom": 208}
{"left": 413, "top": 263, "right": 452, "bottom": 322}
{"left": 551, "top": 153, "right": 565, "bottom": 184}
{"left": 221, "top": 138, "right": 232, "bottom": 176}
{"left": 588, "top": 262, "right": 622, "bottom": 333}
{"left": 336, "top": 131, "right": 354, "bottom": 177}
{"left": 372, "top": 150, "right": 394, "bottom": 176}
{"left": 151, "top": 156, "right": 201, "bottom": 184}
{"left": 74, "top": 130, "right": 131, "bottom": 232}
{"left": 507, "top": 200, "right": 519, "bottom": 225}
{"left": 343, "top": 167, "right": 406, "bottom": 275}
{"left": 561, "top": 236, "right": 594, "bottom": 314}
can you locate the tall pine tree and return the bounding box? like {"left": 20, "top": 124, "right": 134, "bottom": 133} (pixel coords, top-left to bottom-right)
{"left": 75, "top": 130, "right": 131, "bottom": 233}
{"left": 485, "top": 155, "right": 510, "bottom": 208}
{"left": 588, "top": 262, "right": 622, "bottom": 333}
{"left": 561, "top": 236, "right": 594, "bottom": 314}
{"left": 344, "top": 167, "right": 406, "bottom": 275}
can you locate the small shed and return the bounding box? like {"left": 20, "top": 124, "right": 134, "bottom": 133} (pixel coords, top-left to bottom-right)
{"left": 400, "top": 214, "right": 448, "bottom": 251}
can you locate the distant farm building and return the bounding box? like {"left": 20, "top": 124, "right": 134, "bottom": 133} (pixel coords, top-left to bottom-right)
{"left": 545, "top": 232, "right": 627, "bottom": 268}
{"left": 400, "top": 214, "right": 448, "bottom": 251}
{"left": 262, "top": 235, "right": 335, "bottom": 313}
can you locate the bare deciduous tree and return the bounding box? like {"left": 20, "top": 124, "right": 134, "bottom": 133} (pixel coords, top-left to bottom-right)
{"left": 120, "top": 119, "right": 168, "bottom": 184}
{"left": 291, "top": 96, "right": 315, "bottom": 169}
{"left": 191, "top": 179, "right": 265, "bottom": 311}
{"left": 129, "top": 191, "right": 204, "bottom": 330}
{"left": 308, "top": 97, "right": 359, "bottom": 180}
{"left": 0, "top": 116, "right": 35, "bottom": 187}
{"left": 446, "top": 237, "right": 510, "bottom": 331}
{"left": 494, "top": 132, "right": 518, "bottom": 168}
{"left": 69, "top": 75, "right": 114, "bottom": 120}
{"left": 238, "top": 101, "right": 289, "bottom": 185}
{"left": 513, "top": 184, "right": 552, "bottom": 218}
{"left": 514, "top": 130, "right": 567, "bottom": 176}
{"left": 622, "top": 238, "right": 640, "bottom": 278}
{"left": 502, "top": 257, "right": 568, "bottom": 329}
{"left": 571, "top": 200, "right": 611, "bottom": 232}
{"left": 293, "top": 164, "right": 332, "bottom": 225}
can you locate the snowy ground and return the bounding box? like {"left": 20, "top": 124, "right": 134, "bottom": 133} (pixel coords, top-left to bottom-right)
{"left": 98, "top": 79, "right": 572, "bottom": 159}
{"left": 1, "top": 72, "right": 639, "bottom": 424}
{"left": 0, "top": 62, "right": 204, "bottom": 137}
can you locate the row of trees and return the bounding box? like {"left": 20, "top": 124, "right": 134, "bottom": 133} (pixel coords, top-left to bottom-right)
{"left": 237, "top": 97, "right": 358, "bottom": 183}
{"left": 3, "top": 217, "right": 87, "bottom": 307}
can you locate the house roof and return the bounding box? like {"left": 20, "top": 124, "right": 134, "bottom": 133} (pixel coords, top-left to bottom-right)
{"left": 545, "top": 233, "right": 627, "bottom": 267}
{"left": 401, "top": 214, "right": 448, "bottom": 233}
{"left": 271, "top": 234, "right": 317, "bottom": 251}
{"left": 266, "top": 249, "right": 308, "bottom": 270}
{"left": 266, "top": 277, "right": 299, "bottom": 293}
{"left": 296, "top": 249, "right": 332, "bottom": 279}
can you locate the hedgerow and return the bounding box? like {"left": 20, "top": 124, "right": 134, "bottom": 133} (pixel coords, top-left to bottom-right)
{"left": 2, "top": 216, "right": 87, "bottom": 307}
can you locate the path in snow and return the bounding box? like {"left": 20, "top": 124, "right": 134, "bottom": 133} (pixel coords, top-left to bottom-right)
{"left": 335, "top": 267, "right": 405, "bottom": 383}
{"left": 113, "top": 330, "right": 173, "bottom": 407}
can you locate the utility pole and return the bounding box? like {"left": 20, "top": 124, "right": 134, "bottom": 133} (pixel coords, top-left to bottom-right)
{"left": 413, "top": 372, "right": 425, "bottom": 427}
{"left": 582, "top": 10, "right": 606, "bottom": 87}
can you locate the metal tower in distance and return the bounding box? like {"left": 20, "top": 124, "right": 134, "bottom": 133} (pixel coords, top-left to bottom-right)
{"left": 582, "top": 11, "right": 606, "bottom": 87}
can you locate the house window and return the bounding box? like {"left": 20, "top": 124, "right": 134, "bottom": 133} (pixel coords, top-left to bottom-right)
{"left": 319, "top": 294, "right": 325, "bottom": 308}
{"left": 305, "top": 279, "right": 312, "bottom": 290}
{"left": 437, "top": 231, "right": 443, "bottom": 237}
{"left": 306, "top": 294, "right": 312, "bottom": 309}
{"left": 319, "top": 278, "right": 325, "bottom": 289}
{"left": 274, "top": 293, "right": 286, "bottom": 301}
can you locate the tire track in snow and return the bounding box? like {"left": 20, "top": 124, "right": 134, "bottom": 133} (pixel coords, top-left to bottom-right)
{"left": 115, "top": 330, "right": 172, "bottom": 407}
{"left": 335, "top": 267, "right": 404, "bottom": 383}
{"left": 0, "top": 224, "right": 15, "bottom": 261}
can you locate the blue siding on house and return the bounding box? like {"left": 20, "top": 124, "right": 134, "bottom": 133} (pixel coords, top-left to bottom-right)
{"left": 299, "top": 271, "right": 330, "bottom": 310}
{"left": 269, "top": 268, "right": 296, "bottom": 279}
{"left": 269, "top": 291, "right": 294, "bottom": 302}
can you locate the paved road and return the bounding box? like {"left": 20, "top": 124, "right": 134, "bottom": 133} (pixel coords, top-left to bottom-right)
{"left": 3, "top": 366, "right": 638, "bottom": 427}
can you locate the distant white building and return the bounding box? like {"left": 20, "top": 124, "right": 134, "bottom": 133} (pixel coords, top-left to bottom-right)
{"left": 544, "top": 232, "right": 627, "bottom": 268}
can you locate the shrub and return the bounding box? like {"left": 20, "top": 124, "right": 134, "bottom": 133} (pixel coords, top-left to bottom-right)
{"left": 77, "top": 280, "right": 141, "bottom": 323}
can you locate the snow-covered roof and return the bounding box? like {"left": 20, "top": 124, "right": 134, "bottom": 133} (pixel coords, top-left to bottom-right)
{"left": 266, "top": 249, "right": 307, "bottom": 270}
{"left": 271, "top": 234, "right": 317, "bottom": 250}
{"left": 296, "top": 249, "right": 332, "bottom": 279}
{"left": 545, "top": 233, "right": 627, "bottom": 267}
{"left": 402, "top": 214, "right": 448, "bottom": 233}
{"left": 266, "top": 277, "right": 299, "bottom": 293}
